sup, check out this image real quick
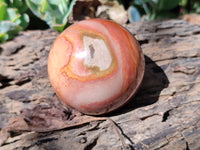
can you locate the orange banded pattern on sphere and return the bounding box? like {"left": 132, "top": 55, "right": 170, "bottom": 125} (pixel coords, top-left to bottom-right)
{"left": 48, "top": 19, "right": 145, "bottom": 115}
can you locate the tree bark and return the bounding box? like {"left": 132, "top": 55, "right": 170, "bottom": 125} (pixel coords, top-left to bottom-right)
{"left": 0, "top": 19, "right": 200, "bottom": 150}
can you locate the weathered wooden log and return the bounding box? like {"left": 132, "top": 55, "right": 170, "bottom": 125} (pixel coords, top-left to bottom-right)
{"left": 0, "top": 19, "right": 200, "bottom": 150}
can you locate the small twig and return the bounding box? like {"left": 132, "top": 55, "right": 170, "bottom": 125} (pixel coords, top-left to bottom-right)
{"left": 89, "top": 117, "right": 133, "bottom": 150}
{"left": 106, "top": 117, "right": 129, "bottom": 149}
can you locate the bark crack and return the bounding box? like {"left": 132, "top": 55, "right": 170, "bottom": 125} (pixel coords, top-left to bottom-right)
{"left": 186, "top": 141, "right": 190, "bottom": 150}
{"left": 139, "top": 113, "right": 161, "bottom": 121}
{"left": 109, "top": 119, "right": 135, "bottom": 150}
{"left": 83, "top": 136, "right": 98, "bottom": 150}
{"left": 155, "top": 55, "right": 200, "bottom": 62}
{"left": 162, "top": 109, "right": 172, "bottom": 122}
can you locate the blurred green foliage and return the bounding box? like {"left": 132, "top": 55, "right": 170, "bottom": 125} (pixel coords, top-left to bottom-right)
{"left": 0, "top": 0, "right": 29, "bottom": 42}
{"left": 0, "top": 0, "right": 200, "bottom": 43}
{"left": 128, "top": 0, "right": 200, "bottom": 21}
{"left": 133, "top": 0, "right": 181, "bottom": 20}
{"left": 26, "top": 0, "right": 76, "bottom": 32}
{"left": 0, "top": 0, "right": 76, "bottom": 43}
{"left": 180, "top": 0, "right": 200, "bottom": 14}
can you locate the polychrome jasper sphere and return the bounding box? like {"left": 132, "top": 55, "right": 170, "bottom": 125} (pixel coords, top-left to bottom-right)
{"left": 48, "top": 19, "right": 145, "bottom": 115}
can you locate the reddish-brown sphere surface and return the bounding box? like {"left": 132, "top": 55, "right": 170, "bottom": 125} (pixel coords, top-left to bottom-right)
{"left": 48, "top": 19, "right": 145, "bottom": 115}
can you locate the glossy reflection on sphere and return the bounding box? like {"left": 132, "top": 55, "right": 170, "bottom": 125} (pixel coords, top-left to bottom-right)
{"left": 48, "top": 19, "right": 145, "bottom": 115}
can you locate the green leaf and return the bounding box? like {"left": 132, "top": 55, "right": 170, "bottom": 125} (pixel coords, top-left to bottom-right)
{"left": 26, "top": 0, "right": 77, "bottom": 32}
{"left": 0, "top": 1, "right": 6, "bottom": 21}
{"left": 40, "top": 0, "right": 48, "bottom": 13}
{"left": 4, "top": 8, "right": 29, "bottom": 30}
{"left": 14, "top": 13, "right": 29, "bottom": 29}
{"left": 7, "top": 0, "right": 28, "bottom": 13}
{"left": 5, "top": 8, "right": 21, "bottom": 22}
{"left": 0, "top": 0, "right": 29, "bottom": 42}
{"left": 19, "top": 13, "right": 29, "bottom": 29}
{"left": 52, "top": 23, "right": 66, "bottom": 32}
{"left": 62, "top": 0, "right": 76, "bottom": 23}
{"left": 25, "top": 0, "right": 44, "bottom": 17}
{"left": 0, "top": 33, "right": 7, "bottom": 43}
{"left": 0, "top": 21, "right": 21, "bottom": 33}
{"left": 0, "top": 21, "right": 22, "bottom": 42}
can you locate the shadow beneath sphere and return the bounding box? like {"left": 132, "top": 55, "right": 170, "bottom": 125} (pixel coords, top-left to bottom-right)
{"left": 107, "top": 55, "right": 169, "bottom": 116}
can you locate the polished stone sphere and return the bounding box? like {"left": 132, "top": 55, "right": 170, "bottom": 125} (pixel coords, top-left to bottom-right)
{"left": 48, "top": 19, "right": 145, "bottom": 115}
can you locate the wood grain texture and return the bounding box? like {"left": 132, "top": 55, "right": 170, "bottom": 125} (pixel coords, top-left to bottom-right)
{"left": 0, "top": 19, "right": 200, "bottom": 150}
